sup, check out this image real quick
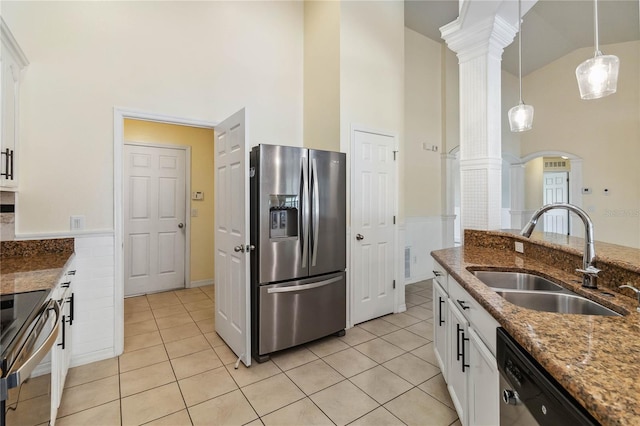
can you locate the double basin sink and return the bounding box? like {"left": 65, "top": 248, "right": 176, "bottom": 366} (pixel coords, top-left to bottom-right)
{"left": 471, "top": 271, "right": 621, "bottom": 317}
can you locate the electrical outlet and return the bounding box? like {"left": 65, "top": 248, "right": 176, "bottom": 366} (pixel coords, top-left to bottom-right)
{"left": 191, "top": 208, "right": 198, "bottom": 217}
{"left": 515, "top": 241, "right": 524, "bottom": 253}
{"left": 70, "top": 215, "right": 85, "bottom": 231}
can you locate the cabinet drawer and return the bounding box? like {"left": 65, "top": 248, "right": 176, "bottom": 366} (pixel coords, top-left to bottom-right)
{"left": 432, "top": 261, "right": 448, "bottom": 292}
{"left": 448, "top": 276, "right": 499, "bottom": 355}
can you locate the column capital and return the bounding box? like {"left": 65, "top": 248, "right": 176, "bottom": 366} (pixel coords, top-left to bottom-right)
{"left": 441, "top": 15, "right": 516, "bottom": 63}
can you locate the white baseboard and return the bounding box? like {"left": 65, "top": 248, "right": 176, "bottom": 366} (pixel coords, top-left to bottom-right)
{"left": 396, "top": 303, "right": 407, "bottom": 314}
{"left": 70, "top": 348, "right": 117, "bottom": 369}
{"left": 189, "top": 279, "right": 214, "bottom": 288}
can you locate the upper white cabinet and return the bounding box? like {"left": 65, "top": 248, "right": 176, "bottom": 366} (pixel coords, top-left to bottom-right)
{"left": 1, "top": 18, "right": 28, "bottom": 191}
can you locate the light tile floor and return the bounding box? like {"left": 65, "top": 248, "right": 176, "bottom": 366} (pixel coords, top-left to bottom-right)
{"left": 53, "top": 280, "right": 460, "bottom": 426}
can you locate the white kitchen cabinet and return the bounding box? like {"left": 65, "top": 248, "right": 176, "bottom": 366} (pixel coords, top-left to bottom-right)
{"left": 467, "top": 328, "right": 499, "bottom": 426}
{"left": 433, "top": 279, "right": 448, "bottom": 381}
{"left": 432, "top": 259, "right": 500, "bottom": 426}
{"left": 51, "top": 261, "right": 76, "bottom": 422}
{"left": 447, "top": 300, "right": 469, "bottom": 426}
{"left": 0, "top": 18, "right": 28, "bottom": 190}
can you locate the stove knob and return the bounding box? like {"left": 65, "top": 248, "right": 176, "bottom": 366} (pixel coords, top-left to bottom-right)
{"left": 502, "top": 389, "right": 521, "bottom": 406}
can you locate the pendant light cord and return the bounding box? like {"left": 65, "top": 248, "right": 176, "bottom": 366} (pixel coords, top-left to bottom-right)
{"left": 594, "top": 0, "right": 600, "bottom": 54}
{"left": 518, "top": 0, "right": 523, "bottom": 103}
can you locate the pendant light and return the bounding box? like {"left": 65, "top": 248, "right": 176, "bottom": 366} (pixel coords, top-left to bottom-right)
{"left": 575, "top": 0, "right": 620, "bottom": 99}
{"left": 508, "top": 0, "right": 534, "bottom": 132}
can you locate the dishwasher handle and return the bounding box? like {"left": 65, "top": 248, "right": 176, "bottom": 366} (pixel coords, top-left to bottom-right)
{"left": 267, "top": 276, "right": 342, "bottom": 294}
{"left": 4, "top": 300, "right": 61, "bottom": 392}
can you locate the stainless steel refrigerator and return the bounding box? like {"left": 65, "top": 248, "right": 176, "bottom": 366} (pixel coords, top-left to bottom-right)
{"left": 250, "top": 144, "right": 346, "bottom": 362}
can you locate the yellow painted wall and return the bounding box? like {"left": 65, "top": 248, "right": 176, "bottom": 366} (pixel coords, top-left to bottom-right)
{"left": 124, "top": 119, "right": 215, "bottom": 284}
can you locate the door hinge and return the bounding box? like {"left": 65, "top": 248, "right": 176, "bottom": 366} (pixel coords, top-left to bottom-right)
{"left": 393, "top": 216, "right": 396, "bottom": 225}
{"left": 393, "top": 280, "right": 396, "bottom": 289}
{"left": 393, "top": 150, "right": 398, "bottom": 161}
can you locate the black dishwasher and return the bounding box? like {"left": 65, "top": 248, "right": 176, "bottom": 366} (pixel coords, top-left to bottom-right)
{"left": 497, "top": 328, "right": 600, "bottom": 426}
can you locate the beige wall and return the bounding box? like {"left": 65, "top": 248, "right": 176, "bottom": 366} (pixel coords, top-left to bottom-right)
{"left": 501, "top": 70, "right": 522, "bottom": 160}
{"left": 339, "top": 0, "right": 405, "bottom": 218}
{"left": 524, "top": 157, "right": 543, "bottom": 211}
{"left": 404, "top": 28, "right": 442, "bottom": 217}
{"left": 519, "top": 40, "right": 640, "bottom": 247}
{"left": 123, "top": 119, "right": 215, "bottom": 283}
{"left": 303, "top": 0, "right": 340, "bottom": 152}
{"left": 4, "top": 1, "right": 303, "bottom": 234}
{"left": 444, "top": 48, "right": 460, "bottom": 155}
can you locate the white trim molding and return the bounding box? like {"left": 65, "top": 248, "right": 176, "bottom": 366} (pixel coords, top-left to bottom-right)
{"left": 113, "top": 107, "right": 217, "bottom": 356}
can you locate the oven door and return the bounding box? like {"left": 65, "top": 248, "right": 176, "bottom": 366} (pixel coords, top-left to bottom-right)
{"left": 2, "top": 300, "right": 61, "bottom": 426}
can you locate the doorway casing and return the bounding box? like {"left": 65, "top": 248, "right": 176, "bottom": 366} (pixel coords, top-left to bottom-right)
{"left": 113, "top": 107, "right": 217, "bottom": 355}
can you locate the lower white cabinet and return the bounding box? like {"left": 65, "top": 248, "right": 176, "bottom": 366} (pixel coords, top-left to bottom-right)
{"left": 467, "top": 328, "right": 499, "bottom": 426}
{"left": 433, "top": 280, "right": 448, "bottom": 381}
{"left": 51, "top": 263, "right": 76, "bottom": 421}
{"left": 432, "top": 263, "right": 500, "bottom": 426}
{"left": 447, "top": 300, "right": 469, "bottom": 425}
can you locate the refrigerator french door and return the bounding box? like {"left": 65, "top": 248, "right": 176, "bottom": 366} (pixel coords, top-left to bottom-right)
{"left": 250, "top": 144, "right": 346, "bottom": 362}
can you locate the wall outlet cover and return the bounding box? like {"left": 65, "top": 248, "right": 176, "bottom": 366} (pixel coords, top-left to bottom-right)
{"left": 515, "top": 241, "right": 524, "bottom": 253}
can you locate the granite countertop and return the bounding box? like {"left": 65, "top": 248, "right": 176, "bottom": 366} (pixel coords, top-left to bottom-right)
{"left": 432, "top": 230, "right": 640, "bottom": 426}
{"left": 0, "top": 239, "right": 75, "bottom": 295}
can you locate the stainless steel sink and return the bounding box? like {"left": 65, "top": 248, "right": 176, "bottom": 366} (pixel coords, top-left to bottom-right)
{"left": 472, "top": 271, "right": 565, "bottom": 291}
{"left": 470, "top": 270, "right": 621, "bottom": 316}
{"left": 494, "top": 290, "right": 621, "bottom": 316}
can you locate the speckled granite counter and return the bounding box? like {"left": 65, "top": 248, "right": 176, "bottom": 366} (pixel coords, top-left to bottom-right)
{"left": 1, "top": 239, "right": 75, "bottom": 295}
{"left": 432, "top": 230, "right": 640, "bottom": 426}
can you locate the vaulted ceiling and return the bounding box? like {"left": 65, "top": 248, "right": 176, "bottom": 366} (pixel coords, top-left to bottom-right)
{"left": 405, "top": 0, "right": 640, "bottom": 76}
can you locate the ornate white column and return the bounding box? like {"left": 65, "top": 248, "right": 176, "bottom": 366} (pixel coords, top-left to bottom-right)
{"left": 442, "top": 15, "right": 516, "bottom": 231}
{"left": 441, "top": 152, "right": 457, "bottom": 247}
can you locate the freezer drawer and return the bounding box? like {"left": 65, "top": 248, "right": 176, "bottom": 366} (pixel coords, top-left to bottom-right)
{"left": 258, "top": 272, "right": 346, "bottom": 356}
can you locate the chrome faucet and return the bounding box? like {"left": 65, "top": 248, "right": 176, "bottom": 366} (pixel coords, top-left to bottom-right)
{"left": 520, "top": 203, "right": 600, "bottom": 289}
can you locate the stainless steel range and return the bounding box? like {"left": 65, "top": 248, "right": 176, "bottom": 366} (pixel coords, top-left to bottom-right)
{"left": 1, "top": 290, "right": 60, "bottom": 426}
{"left": 250, "top": 144, "right": 346, "bottom": 362}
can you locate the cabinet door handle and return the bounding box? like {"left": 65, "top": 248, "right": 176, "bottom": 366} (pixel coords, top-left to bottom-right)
{"left": 433, "top": 270, "right": 442, "bottom": 277}
{"left": 68, "top": 293, "right": 74, "bottom": 326}
{"left": 457, "top": 299, "right": 470, "bottom": 310}
{"left": 456, "top": 323, "right": 463, "bottom": 361}
{"left": 461, "top": 331, "right": 470, "bottom": 372}
{"left": 61, "top": 281, "right": 71, "bottom": 288}
{"left": 57, "top": 314, "right": 66, "bottom": 350}
{"left": 438, "top": 297, "right": 445, "bottom": 326}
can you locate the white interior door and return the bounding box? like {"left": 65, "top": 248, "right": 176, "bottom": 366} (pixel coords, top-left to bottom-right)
{"left": 351, "top": 130, "right": 396, "bottom": 325}
{"left": 214, "top": 108, "right": 251, "bottom": 367}
{"left": 543, "top": 172, "right": 569, "bottom": 234}
{"left": 124, "top": 144, "right": 186, "bottom": 296}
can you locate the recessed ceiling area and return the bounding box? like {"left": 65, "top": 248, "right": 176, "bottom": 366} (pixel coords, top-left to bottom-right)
{"left": 404, "top": 0, "right": 640, "bottom": 76}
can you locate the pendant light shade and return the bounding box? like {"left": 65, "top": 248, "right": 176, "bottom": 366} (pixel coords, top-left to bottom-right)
{"left": 576, "top": 52, "right": 620, "bottom": 99}
{"left": 508, "top": 103, "right": 534, "bottom": 132}
{"left": 508, "top": 0, "right": 534, "bottom": 133}
{"left": 576, "top": 0, "right": 620, "bottom": 100}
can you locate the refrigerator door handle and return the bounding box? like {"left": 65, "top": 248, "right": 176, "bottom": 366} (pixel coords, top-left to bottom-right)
{"left": 300, "top": 156, "right": 309, "bottom": 268}
{"left": 266, "top": 276, "right": 342, "bottom": 293}
{"left": 311, "top": 158, "right": 320, "bottom": 267}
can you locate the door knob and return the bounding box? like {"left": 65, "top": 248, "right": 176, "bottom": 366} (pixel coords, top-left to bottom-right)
{"left": 356, "top": 233, "right": 364, "bottom": 241}
{"left": 234, "top": 245, "right": 245, "bottom": 253}
{"left": 178, "top": 223, "right": 184, "bottom": 229}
